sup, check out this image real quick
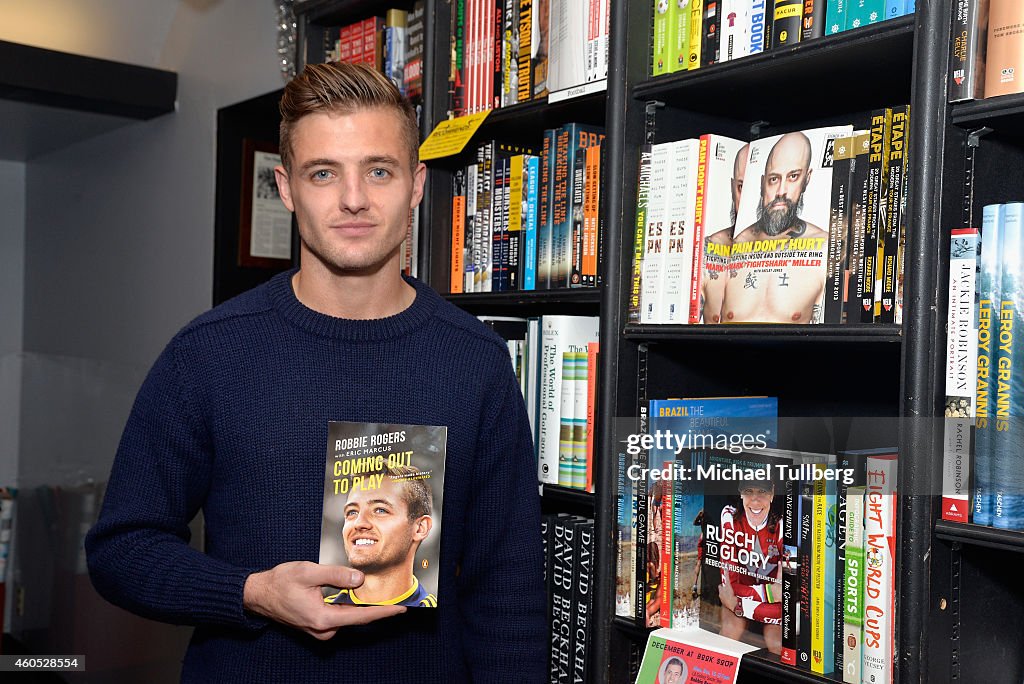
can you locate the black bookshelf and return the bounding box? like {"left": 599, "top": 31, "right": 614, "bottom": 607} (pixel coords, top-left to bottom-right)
{"left": 951, "top": 91, "right": 1024, "bottom": 133}
{"left": 443, "top": 288, "right": 602, "bottom": 315}
{"left": 623, "top": 324, "right": 902, "bottom": 344}
{"left": 934, "top": 520, "right": 1024, "bottom": 555}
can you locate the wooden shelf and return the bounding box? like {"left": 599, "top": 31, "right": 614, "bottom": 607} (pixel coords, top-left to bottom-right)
{"left": 0, "top": 40, "right": 176, "bottom": 160}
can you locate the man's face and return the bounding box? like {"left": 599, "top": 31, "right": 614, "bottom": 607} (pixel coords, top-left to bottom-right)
{"left": 758, "top": 136, "right": 811, "bottom": 236}
{"left": 275, "top": 107, "right": 425, "bottom": 275}
{"left": 731, "top": 144, "right": 748, "bottom": 218}
{"left": 665, "top": 662, "right": 684, "bottom": 683}
{"left": 343, "top": 476, "right": 429, "bottom": 574}
{"left": 740, "top": 485, "right": 774, "bottom": 528}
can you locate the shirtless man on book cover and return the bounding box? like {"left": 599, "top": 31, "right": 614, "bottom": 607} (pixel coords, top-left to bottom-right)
{"left": 722, "top": 132, "right": 828, "bottom": 324}
{"left": 703, "top": 143, "right": 748, "bottom": 323}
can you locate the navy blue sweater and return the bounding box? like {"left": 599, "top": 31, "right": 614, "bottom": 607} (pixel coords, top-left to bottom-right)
{"left": 86, "top": 271, "right": 547, "bottom": 683}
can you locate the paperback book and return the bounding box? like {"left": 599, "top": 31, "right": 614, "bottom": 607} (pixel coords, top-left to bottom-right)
{"left": 319, "top": 421, "right": 447, "bottom": 607}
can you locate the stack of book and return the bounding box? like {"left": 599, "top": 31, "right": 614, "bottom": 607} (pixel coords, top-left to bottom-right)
{"left": 448, "top": 0, "right": 612, "bottom": 116}
{"left": 629, "top": 106, "right": 911, "bottom": 325}
{"left": 450, "top": 124, "right": 606, "bottom": 293}
{"left": 651, "top": 0, "right": 917, "bottom": 76}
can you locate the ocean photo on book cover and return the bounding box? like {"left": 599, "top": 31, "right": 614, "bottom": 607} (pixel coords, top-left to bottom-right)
{"left": 319, "top": 421, "right": 447, "bottom": 607}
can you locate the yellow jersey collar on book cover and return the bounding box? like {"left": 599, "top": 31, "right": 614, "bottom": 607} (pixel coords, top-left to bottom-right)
{"left": 345, "top": 576, "right": 423, "bottom": 606}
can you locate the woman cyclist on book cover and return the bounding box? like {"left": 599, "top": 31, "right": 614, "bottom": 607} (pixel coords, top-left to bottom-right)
{"left": 716, "top": 480, "right": 784, "bottom": 654}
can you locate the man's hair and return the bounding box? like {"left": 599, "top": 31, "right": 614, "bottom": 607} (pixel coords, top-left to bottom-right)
{"left": 386, "top": 465, "right": 433, "bottom": 520}
{"left": 278, "top": 62, "right": 420, "bottom": 171}
{"left": 665, "top": 658, "right": 684, "bottom": 672}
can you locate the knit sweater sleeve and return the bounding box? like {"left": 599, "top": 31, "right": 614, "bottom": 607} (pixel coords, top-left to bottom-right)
{"left": 85, "top": 339, "right": 265, "bottom": 631}
{"left": 457, "top": 363, "right": 548, "bottom": 681}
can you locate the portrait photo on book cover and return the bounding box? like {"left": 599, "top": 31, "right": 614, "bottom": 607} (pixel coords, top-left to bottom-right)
{"left": 319, "top": 421, "right": 447, "bottom": 608}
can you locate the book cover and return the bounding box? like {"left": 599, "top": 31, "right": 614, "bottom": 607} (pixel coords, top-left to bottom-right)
{"left": 319, "top": 421, "right": 446, "bottom": 607}
{"left": 522, "top": 154, "right": 541, "bottom": 290}
{"left": 404, "top": 1, "right": 426, "bottom": 102}
{"left": 616, "top": 450, "right": 636, "bottom": 618}
{"left": 846, "top": 0, "right": 885, "bottom": 30}
{"left": 508, "top": 155, "right": 527, "bottom": 290}
{"left": 451, "top": 166, "right": 468, "bottom": 294}
{"left": 532, "top": 0, "right": 550, "bottom": 96}
{"left": 700, "top": 446, "right": 790, "bottom": 655}
{"left": 688, "top": 0, "right": 705, "bottom": 69}
{"left": 992, "top": 202, "right": 1024, "bottom": 530}
{"left": 551, "top": 124, "right": 605, "bottom": 289}
{"left": 538, "top": 128, "right": 558, "bottom": 289}
{"left": 861, "top": 452, "right": 898, "bottom": 684}
{"left": 653, "top": 0, "right": 672, "bottom": 75}
{"left": 942, "top": 228, "right": 980, "bottom": 523}
{"left": 726, "top": 125, "right": 851, "bottom": 324}
{"left": 949, "top": 0, "right": 989, "bottom": 102}
{"left": 691, "top": 135, "right": 747, "bottom": 323}
{"left": 582, "top": 143, "right": 602, "bottom": 287}
{"left": 973, "top": 204, "right": 1003, "bottom": 526}
{"left": 571, "top": 519, "right": 596, "bottom": 681}
{"left": 701, "top": 0, "right": 721, "bottom": 66}
{"left": 669, "top": 0, "right": 692, "bottom": 73}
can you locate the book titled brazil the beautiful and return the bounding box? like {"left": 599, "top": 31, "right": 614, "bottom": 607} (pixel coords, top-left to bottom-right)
{"left": 319, "top": 421, "right": 447, "bottom": 607}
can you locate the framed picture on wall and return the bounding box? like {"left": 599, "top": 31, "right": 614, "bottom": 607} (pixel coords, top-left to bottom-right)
{"left": 238, "top": 138, "right": 293, "bottom": 268}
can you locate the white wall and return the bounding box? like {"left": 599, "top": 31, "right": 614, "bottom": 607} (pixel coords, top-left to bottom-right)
{"left": 3, "top": 1, "right": 286, "bottom": 677}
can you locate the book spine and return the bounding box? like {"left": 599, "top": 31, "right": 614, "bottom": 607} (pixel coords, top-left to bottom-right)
{"left": 825, "top": 0, "right": 846, "bottom": 35}
{"left": 885, "top": 0, "right": 906, "bottom": 21}
{"left": 811, "top": 472, "right": 827, "bottom": 675}
{"left": 572, "top": 520, "right": 595, "bottom": 682}
{"left": 671, "top": 0, "right": 693, "bottom": 70}
{"left": 992, "top": 202, "right": 1024, "bottom": 530}
{"left": 847, "top": 0, "right": 885, "bottom": 29}
{"left": 634, "top": 346, "right": 650, "bottom": 623}
{"left": 451, "top": 167, "right": 467, "bottom": 293}
{"left": 551, "top": 127, "right": 573, "bottom": 289}
{"left": 688, "top": 0, "right": 704, "bottom": 69}
{"left": 974, "top": 204, "right": 1003, "bottom": 526}
{"left": 466, "top": 162, "right": 479, "bottom": 292}
{"left": 846, "top": 132, "right": 871, "bottom": 323}
{"left": 523, "top": 155, "right": 540, "bottom": 290}
{"left": 749, "top": 0, "right": 769, "bottom": 55}
{"left": 517, "top": 0, "right": 534, "bottom": 101}
{"left": 502, "top": 0, "right": 515, "bottom": 106}
{"left": 570, "top": 143, "right": 587, "bottom": 288}
{"left": 824, "top": 135, "right": 855, "bottom": 323}
{"left": 492, "top": 154, "right": 510, "bottom": 291}
{"left": 689, "top": 136, "right": 710, "bottom": 323}
{"left": 508, "top": 156, "right": 525, "bottom": 290}
{"left": 835, "top": 451, "right": 867, "bottom": 675}
{"left": 538, "top": 129, "right": 557, "bottom": 289}
{"left": 582, "top": 145, "right": 601, "bottom": 287}
{"left": 550, "top": 517, "right": 575, "bottom": 683}
{"left": 801, "top": 0, "right": 825, "bottom": 40}
{"left": 641, "top": 143, "right": 670, "bottom": 323}
{"left": 861, "top": 454, "right": 898, "bottom": 684}
{"left": 949, "top": 0, "right": 990, "bottom": 102}
{"left": 701, "top": 0, "right": 721, "bottom": 66}
{"left": 404, "top": 2, "right": 425, "bottom": 100}
{"left": 823, "top": 476, "right": 837, "bottom": 675}
{"left": 860, "top": 109, "right": 892, "bottom": 323}
{"left": 663, "top": 140, "right": 696, "bottom": 324}
{"left": 532, "top": 0, "right": 549, "bottom": 97}
{"left": 781, "top": 476, "right": 800, "bottom": 665}
{"left": 616, "top": 450, "right": 634, "bottom": 618}
{"left": 480, "top": 142, "right": 495, "bottom": 291}
{"left": 571, "top": 351, "right": 588, "bottom": 489}
{"left": 842, "top": 486, "right": 866, "bottom": 683}
{"left": 653, "top": 0, "right": 671, "bottom": 75}
{"left": 772, "top": 0, "right": 803, "bottom": 48}
{"left": 942, "top": 227, "right": 980, "bottom": 523}
{"left": 585, "top": 342, "right": 599, "bottom": 492}
{"left": 797, "top": 478, "right": 814, "bottom": 670}
{"left": 629, "top": 146, "right": 654, "bottom": 323}
{"left": 880, "top": 106, "right": 909, "bottom": 323}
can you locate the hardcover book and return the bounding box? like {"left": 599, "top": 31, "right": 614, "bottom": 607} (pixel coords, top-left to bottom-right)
{"left": 319, "top": 421, "right": 447, "bottom": 607}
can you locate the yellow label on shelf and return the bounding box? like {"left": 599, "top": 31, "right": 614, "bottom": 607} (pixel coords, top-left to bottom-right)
{"left": 418, "top": 111, "right": 491, "bottom": 161}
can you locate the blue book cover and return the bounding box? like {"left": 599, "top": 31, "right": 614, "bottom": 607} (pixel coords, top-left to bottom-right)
{"left": 974, "top": 203, "right": 1004, "bottom": 526}
{"left": 825, "top": 0, "right": 847, "bottom": 35}
{"left": 846, "top": 0, "right": 885, "bottom": 29}
{"left": 884, "top": 0, "right": 905, "bottom": 20}
{"left": 522, "top": 154, "right": 540, "bottom": 291}
{"left": 993, "top": 202, "right": 1024, "bottom": 530}
{"left": 648, "top": 397, "right": 778, "bottom": 631}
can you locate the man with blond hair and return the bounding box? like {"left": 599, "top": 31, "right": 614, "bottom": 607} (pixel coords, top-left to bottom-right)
{"left": 87, "top": 62, "right": 546, "bottom": 682}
